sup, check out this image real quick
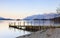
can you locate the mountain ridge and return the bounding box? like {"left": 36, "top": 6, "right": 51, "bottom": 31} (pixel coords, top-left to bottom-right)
{"left": 23, "top": 13, "right": 60, "bottom": 20}
{"left": 0, "top": 17, "right": 13, "bottom": 20}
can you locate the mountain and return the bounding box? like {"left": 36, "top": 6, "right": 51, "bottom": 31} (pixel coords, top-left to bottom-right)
{"left": 0, "top": 17, "right": 13, "bottom": 20}
{"left": 23, "top": 13, "right": 60, "bottom": 20}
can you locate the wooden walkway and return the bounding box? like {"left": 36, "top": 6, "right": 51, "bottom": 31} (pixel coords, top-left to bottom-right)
{"left": 9, "top": 20, "right": 60, "bottom": 32}
{"left": 9, "top": 21, "right": 48, "bottom": 31}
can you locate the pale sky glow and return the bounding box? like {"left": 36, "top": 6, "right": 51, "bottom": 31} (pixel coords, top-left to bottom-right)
{"left": 0, "top": 0, "right": 60, "bottom": 19}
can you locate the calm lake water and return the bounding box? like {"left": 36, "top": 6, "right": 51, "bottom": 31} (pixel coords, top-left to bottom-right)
{"left": 0, "top": 20, "right": 60, "bottom": 38}
{"left": 0, "top": 20, "right": 30, "bottom": 38}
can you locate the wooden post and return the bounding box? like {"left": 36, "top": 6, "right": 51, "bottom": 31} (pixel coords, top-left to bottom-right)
{"left": 9, "top": 22, "right": 11, "bottom": 25}
{"left": 18, "top": 22, "right": 20, "bottom": 27}
{"left": 27, "top": 21, "right": 29, "bottom": 25}
{"left": 23, "top": 21, "right": 25, "bottom": 26}
{"left": 20, "top": 21, "right": 21, "bottom": 26}
{"left": 18, "top": 22, "right": 19, "bottom": 25}
{"left": 27, "top": 21, "right": 29, "bottom": 26}
{"left": 14, "top": 22, "right": 16, "bottom": 26}
{"left": 11, "top": 22, "right": 13, "bottom": 26}
{"left": 31, "top": 21, "right": 32, "bottom": 26}
{"left": 39, "top": 20, "right": 40, "bottom": 30}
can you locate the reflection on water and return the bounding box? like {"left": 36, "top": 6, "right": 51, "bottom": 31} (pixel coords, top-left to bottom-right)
{"left": 0, "top": 20, "right": 30, "bottom": 38}
{"left": 0, "top": 20, "right": 60, "bottom": 38}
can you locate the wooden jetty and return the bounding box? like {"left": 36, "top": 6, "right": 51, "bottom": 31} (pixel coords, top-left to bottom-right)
{"left": 9, "top": 21, "right": 45, "bottom": 32}
{"left": 9, "top": 20, "right": 60, "bottom": 32}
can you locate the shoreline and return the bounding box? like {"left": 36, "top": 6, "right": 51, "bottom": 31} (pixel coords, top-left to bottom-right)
{"left": 16, "top": 28, "right": 60, "bottom": 38}
{"left": 16, "top": 29, "right": 47, "bottom": 38}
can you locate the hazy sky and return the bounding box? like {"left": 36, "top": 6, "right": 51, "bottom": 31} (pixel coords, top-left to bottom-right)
{"left": 0, "top": 0, "right": 60, "bottom": 19}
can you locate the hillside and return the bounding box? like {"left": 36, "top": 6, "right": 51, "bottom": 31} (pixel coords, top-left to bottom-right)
{"left": 24, "top": 13, "right": 60, "bottom": 20}
{"left": 0, "top": 17, "right": 13, "bottom": 20}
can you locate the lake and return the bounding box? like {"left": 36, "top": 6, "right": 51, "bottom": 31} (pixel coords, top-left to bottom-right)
{"left": 0, "top": 20, "right": 60, "bottom": 38}
{"left": 0, "top": 20, "right": 31, "bottom": 38}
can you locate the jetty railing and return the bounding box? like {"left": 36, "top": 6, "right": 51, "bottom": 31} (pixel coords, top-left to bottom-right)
{"left": 9, "top": 20, "right": 58, "bottom": 32}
